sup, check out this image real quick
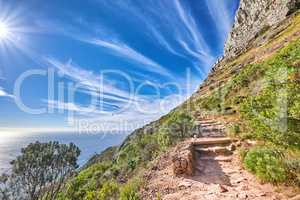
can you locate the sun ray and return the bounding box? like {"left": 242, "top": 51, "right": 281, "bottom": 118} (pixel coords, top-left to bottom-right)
{"left": 0, "top": 21, "right": 10, "bottom": 40}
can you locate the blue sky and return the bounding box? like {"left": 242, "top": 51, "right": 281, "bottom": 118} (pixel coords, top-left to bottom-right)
{"left": 0, "top": 0, "right": 239, "bottom": 134}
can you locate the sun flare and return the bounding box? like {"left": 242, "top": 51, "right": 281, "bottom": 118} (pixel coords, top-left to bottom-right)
{"left": 0, "top": 21, "right": 10, "bottom": 40}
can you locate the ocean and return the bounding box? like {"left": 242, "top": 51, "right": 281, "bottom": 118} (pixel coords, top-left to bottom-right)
{"left": 0, "top": 132, "right": 128, "bottom": 174}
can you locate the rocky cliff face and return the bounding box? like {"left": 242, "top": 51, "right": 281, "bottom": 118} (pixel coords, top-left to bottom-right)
{"left": 224, "top": 0, "right": 300, "bottom": 60}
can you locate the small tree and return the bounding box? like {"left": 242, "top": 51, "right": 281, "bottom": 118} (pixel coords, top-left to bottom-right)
{"left": 0, "top": 141, "right": 80, "bottom": 200}
{"left": 166, "top": 112, "right": 194, "bottom": 139}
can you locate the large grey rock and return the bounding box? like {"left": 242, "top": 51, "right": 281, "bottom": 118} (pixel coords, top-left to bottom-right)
{"left": 224, "top": 0, "right": 300, "bottom": 60}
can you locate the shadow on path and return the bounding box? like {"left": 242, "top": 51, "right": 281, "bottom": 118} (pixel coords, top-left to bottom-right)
{"left": 188, "top": 151, "right": 231, "bottom": 186}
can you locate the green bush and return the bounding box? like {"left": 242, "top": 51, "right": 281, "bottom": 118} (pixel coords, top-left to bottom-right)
{"left": 238, "top": 39, "right": 300, "bottom": 149}
{"left": 165, "top": 111, "right": 194, "bottom": 139}
{"left": 199, "top": 95, "right": 222, "bottom": 112}
{"left": 155, "top": 130, "right": 171, "bottom": 151}
{"left": 244, "top": 147, "right": 286, "bottom": 183}
{"left": 128, "top": 159, "right": 137, "bottom": 171}
{"left": 83, "top": 191, "right": 98, "bottom": 200}
{"left": 120, "top": 181, "right": 140, "bottom": 200}
{"left": 229, "top": 124, "right": 241, "bottom": 137}
{"left": 240, "top": 82, "right": 300, "bottom": 148}
{"left": 239, "top": 147, "right": 248, "bottom": 161}
{"left": 284, "top": 159, "right": 300, "bottom": 186}
{"left": 97, "top": 181, "right": 119, "bottom": 200}
{"left": 63, "top": 162, "right": 112, "bottom": 199}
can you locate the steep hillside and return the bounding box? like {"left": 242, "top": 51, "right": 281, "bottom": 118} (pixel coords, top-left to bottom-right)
{"left": 56, "top": 1, "right": 300, "bottom": 200}
{"left": 224, "top": 0, "right": 300, "bottom": 59}
{"left": 141, "top": 10, "right": 300, "bottom": 199}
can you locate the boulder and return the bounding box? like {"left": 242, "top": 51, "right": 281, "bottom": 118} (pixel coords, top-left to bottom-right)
{"left": 172, "top": 145, "right": 194, "bottom": 176}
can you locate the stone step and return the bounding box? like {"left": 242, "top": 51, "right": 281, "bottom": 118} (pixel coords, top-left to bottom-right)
{"left": 192, "top": 137, "right": 232, "bottom": 146}
{"left": 199, "top": 123, "right": 224, "bottom": 128}
{"left": 200, "top": 133, "right": 226, "bottom": 138}
{"left": 200, "top": 133, "right": 227, "bottom": 139}
{"left": 193, "top": 126, "right": 225, "bottom": 133}
{"left": 200, "top": 127, "right": 225, "bottom": 132}
{"left": 194, "top": 146, "right": 232, "bottom": 153}
{"left": 195, "top": 165, "right": 205, "bottom": 172}
{"left": 197, "top": 120, "right": 219, "bottom": 124}
{"left": 195, "top": 147, "right": 233, "bottom": 156}
{"left": 192, "top": 132, "right": 226, "bottom": 139}
{"left": 199, "top": 156, "right": 232, "bottom": 162}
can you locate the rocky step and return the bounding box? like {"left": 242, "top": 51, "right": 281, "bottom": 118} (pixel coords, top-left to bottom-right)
{"left": 196, "top": 120, "right": 220, "bottom": 125}
{"left": 194, "top": 146, "right": 233, "bottom": 156}
{"left": 195, "top": 165, "right": 205, "bottom": 172}
{"left": 198, "top": 155, "right": 232, "bottom": 162}
{"left": 200, "top": 133, "right": 227, "bottom": 139}
{"left": 192, "top": 137, "right": 232, "bottom": 146}
{"left": 194, "top": 123, "right": 224, "bottom": 129}
{"left": 193, "top": 124, "right": 225, "bottom": 133}
{"left": 195, "top": 119, "right": 220, "bottom": 122}
{"left": 200, "top": 127, "right": 225, "bottom": 133}
{"left": 195, "top": 124, "right": 224, "bottom": 129}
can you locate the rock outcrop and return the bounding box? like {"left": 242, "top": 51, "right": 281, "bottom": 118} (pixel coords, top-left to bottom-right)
{"left": 172, "top": 143, "right": 194, "bottom": 176}
{"left": 224, "top": 0, "right": 300, "bottom": 60}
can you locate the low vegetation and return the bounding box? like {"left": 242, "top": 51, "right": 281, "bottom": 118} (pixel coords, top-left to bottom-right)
{"left": 243, "top": 147, "right": 286, "bottom": 183}
{"left": 195, "top": 37, "right": 300, "bottom": 185}
{"left": 55, "top": 111, "right": 194, "bottom": 200}
{"left": 55, "top": 33, "right": 300, "bottom": 199}
{"left": 0, "top": 142, "right": 81, "bottom": 200}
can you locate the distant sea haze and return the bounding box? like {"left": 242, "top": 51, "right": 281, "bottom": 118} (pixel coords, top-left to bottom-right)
{"left": 0, "top": 132, "right": 128, "bottom": 174}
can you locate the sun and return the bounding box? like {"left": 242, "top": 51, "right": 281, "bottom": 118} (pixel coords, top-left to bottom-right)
{"left": 0, "top": 21, "right": 10, "bottom": 40}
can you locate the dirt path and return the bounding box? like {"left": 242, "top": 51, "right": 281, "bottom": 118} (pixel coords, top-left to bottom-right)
{"left": 141, "top": 145, "right": 298, "bottom": 200}
{"left": 141, "top": 119, "right": 298, "bottom": 200}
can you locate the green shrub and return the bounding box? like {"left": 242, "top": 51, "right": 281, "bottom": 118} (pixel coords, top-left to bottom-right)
{"left": 165, "top": 111, "right": 194, "bottom": 139}
{"left": 200, "top": 95, "right": 222, "bottom": 112}
{"left": 238, "top": 40, "right": 300, "bottom": 149}
{"left": 155, "top": 130, "right": 171, "bottom": 151}
{"left": 244, "top": 147, "right": 286, "bottom": 183}
{"left": 98, "top": 181, "right": 119, "bottom": 200}
{"left": 240, "top": 81, "right": 300, "bottom": 148}
{"left": 229, "top": 124, "right": 241, "bottom": 137}
{"left": 239, "top": 147, "right": 248, "bottom": 161}
{"left": 83, "top": 191, "right": 98, "bottom": 200}
{"left": 63, "top": 162, "right": 111, "bottom": 199}
{"left": 284, "top": 159, "right": 300, "bottom": 186}
{"left": 120, "top": 181, "right": 140, "bottom": 200}
{"left": 128, "top": 159, "right": 137, "bottom": 171}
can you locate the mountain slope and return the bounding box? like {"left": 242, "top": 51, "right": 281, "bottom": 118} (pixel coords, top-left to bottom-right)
{"left": 140, "top": 11, "right": 300, "bottom": 198}
{"left": 56, "top": 1, "right": 300, "bottom": 199}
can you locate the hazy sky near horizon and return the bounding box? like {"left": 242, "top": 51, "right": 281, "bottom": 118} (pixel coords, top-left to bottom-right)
{"left": 0, "top": 0, "right": 239, "bottom": 133}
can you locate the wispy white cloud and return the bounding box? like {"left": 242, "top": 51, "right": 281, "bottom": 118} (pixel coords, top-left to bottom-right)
{"left": 33, "top": 0, "right": 221, "bottom": 79}
{"left": 91, "top": 0, "right": 214, "bottom": 77}
{"left": 44, "top": 57, "right": 190, "bottom": 131}
{"left": 45, "top": 57, "right": 135, "bottom": 102}
{"left": 66, "top": 93, "right": 186, "bottom": 132}
{"left": 46, "top": 100, "right": 110, "bottom": 115}
{"left": 85, "top": 38, "right": 173, "bottom": 78}
{"left": 173, "top": 0, "right": 208, "bottom": 54}
{"left": 205, "top": 0, "right": 233, "bottom": 39}
{"left": 0, "top": 87, "right": 14, "bottom": 98}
